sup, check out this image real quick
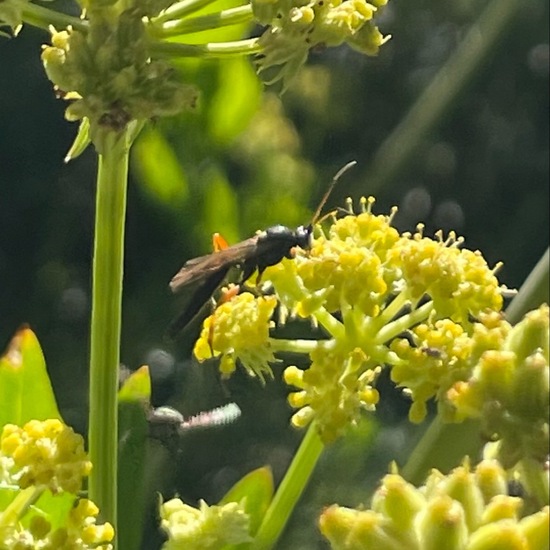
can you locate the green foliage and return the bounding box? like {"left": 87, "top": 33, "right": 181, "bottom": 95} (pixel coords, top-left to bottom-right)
{"left": 0, "top": 328, "right": 61, "bottom": 426}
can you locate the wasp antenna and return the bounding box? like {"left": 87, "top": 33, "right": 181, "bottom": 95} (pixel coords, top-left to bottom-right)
{"left": 311, "top": 160, "right": 357, "bottom": 224}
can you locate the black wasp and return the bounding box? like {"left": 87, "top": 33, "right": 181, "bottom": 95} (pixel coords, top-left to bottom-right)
{"left": 168, "top": 161, "right": 356, "bottom": 337}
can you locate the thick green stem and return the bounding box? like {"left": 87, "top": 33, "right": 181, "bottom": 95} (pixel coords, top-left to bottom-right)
{"left": 401, "top": 415, "right": 483, "bottom": 484}
{"left": 253, "top": 423, "right": 324, "bottom": 549}
{"left": 88, "top": 131, "right": 130, "bottom": 536}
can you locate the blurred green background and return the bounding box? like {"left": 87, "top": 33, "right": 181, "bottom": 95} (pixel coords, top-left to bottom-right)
{"left": 1, "top": 0, "right": 548, "bottom": 547}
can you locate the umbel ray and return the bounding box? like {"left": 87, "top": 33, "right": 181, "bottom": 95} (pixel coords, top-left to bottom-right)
{"left": 168, "top": 161, "right": 357, "bottom": 338}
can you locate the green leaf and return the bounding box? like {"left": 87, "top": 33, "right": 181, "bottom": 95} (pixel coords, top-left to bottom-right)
{"left": 220, "top": 466, "right": 274, "bottom": 537}
{"left": 118, "top": 364, "right": 152, "bottom": 403}
{"left": 209, "top": 57, "right": 262, "bottom": 145}
{"left": 0, "top": 327, "right": 61, "bottom": 427}
{"left": 132, "top": 128, "right": 189, "bottom": 206}
{"left": 202, "top": 165, "right": 240, "bottom": 245}
{"left": 64, "top": 118, "right": 91, "bottom": 163}
{"left": 117, "top": 366, "right": 152, "bottom": 550}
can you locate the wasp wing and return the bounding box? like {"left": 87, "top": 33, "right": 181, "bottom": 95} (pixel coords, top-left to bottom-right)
{"left": 167, "top": 266, "right": 231, "bottom": 339}
{"left": 169, "top": 236, "right": 259, "bottom": 293}
{"left": 168, "top": 235, "right": 263, "bottom": 337}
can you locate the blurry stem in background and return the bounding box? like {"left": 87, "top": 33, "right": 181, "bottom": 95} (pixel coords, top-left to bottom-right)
{"left": 253, "top": 423, "right": 324, "bottom": 550}
{"left": 401, "top": 416, "right": 483, "bottom": 485}
{"left": 505, "top": 247, "right": 549, "bottom": 324}
{"left": 401, "top": 247, "right": 549, "bottom": 485}
{"left": 365, "top": 0, "right": 522, "bottom": 193}
{"left": 88, "top": 130, "right": 132, "bottom": 540}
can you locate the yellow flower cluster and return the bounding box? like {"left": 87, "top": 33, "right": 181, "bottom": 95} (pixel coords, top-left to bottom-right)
{"left": 0, "top": 419, "right": 113, "bottom": 549}
{"left": 0, "top": 419, "right": 92, "bottom": 494}
{"left": 196, "top": 197, "right": 536, "bottom": 468}
{"left": 194, "top": 292, "right": 278, "bottom": 382}
{"left": 388, "top": 229, "right": 503, "bottom": 323}
{"left": 319, "top": 460, "right": 549, "bottom": 550}
{"left": 285, "top": 346, "right": 380, "bottom": 442}
{"left": 160, "top": 498, "right": 251, "bottom": 549}
{"left": 389, "top": 312, "right": 511, "bottom": 423}
{"left": 0, "top": 498, "right": 114, "bottom": 549}
{"left": 199, "top": 199, "right": 515, "bottom": 444}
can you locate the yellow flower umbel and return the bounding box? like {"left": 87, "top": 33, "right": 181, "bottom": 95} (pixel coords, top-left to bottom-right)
{"left": 0, "top": 419, "right": 91, "bottom": 494}
{"left": 194, "top": 197, "right": 548, "bottom": 453}
{"left": 319, "top": 460, "right": 549, "bottom": 550}
{"left": 0, "top": 419, "right": 114, "bottom": 549}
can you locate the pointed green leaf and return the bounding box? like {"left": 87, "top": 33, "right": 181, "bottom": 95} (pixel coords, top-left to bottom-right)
{"left": 220, "top": 466, "right": 274, "bottom": 536}
{"left": 0, "top": 327, "right": 61, "bottom": 427}
{"left": 64, "top": 118, "right": 91, "bottom": 163}
{"left": 117, "top": 366, "right": 151, "bottom": 550}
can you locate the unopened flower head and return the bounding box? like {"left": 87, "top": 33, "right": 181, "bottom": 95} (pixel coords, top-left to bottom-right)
{"left": 255, "top": 0, "right": 390, "bottom": 88}
{"left": 0, "top": 419, "right": 92, "bottom": 494}
{"left": 160, "top": 497, "right": 251, "bottom": 549}
{"left": 41, "top": 16, "right": 197, "bottom": 149}
{"left": 446, "top": 304, "right": 549, "bottom": 468}
{"left": 319, "top": 459, "right": 549, "bottom": 550}
{"left": 197, "top": 197, "right": 514, "bottom": 443}
{"left": 0, "top": 497, "right": 114, "bottom": 549}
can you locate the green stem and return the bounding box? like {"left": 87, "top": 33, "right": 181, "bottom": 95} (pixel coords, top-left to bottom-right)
{"left": 505, "top": 247, "right": 549, "bottom": 325}
{"left": 375, "top": 300, "right": 434, "bottom": 343}
{"left": 270, "top": 338, "right": 329, "bottom": 355}
{"left": 150, "top": 37, "right": 262, "bottom": 58}
{"left": 21, "top": 2, "right": 87, "bottom": 33}
{"left": 253, "top": 423, "right": 324, "bottom": 549}
{"left": 88, "top": 131, "right": 130, "bottom": 537}
{"left": 154, "top": 0, "right": 234, "bottom": 23}
{"left": 152, "top": 5, "right": 253, "bottom": 37}
{"left": 401, "top": 415, "right": 483, "bottom": 484}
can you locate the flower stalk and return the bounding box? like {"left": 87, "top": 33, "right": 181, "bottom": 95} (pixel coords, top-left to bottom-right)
{"left": 253, "top": 422, "right": 325, "bottom": 549}
{"left": 88, "top": 130, "right": 131, "bottom": 535}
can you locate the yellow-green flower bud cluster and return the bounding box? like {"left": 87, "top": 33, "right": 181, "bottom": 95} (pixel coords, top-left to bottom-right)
{"left": 41, "top": 11, "right": 197, "bottom": 148}
{"left": 319, "top": 460, "right": 549, "bottom": 550}
{"left": 194, "top": 292, "right": 278, "bottom": 383}
{"left": 0, "top": 420, "right": 114, "bottom": 549}
{"left": 160, "top": 497, "right": 251, "bottom": 549}
{"left": 0, "top": 419, "right": 91, "bottom": 494}
{"left": 255, "top": 0, "right": 390, "bottom": 88}
{"left": 0, "top": 498, "right": 114, "bottom": 549}
{"left": 446, "top": 305, "right": 549, "bottom": 468}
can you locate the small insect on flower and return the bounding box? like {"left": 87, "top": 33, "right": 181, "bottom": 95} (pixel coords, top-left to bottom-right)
{"left": 167, "top": 161, "right": 357, "bottom": 337}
